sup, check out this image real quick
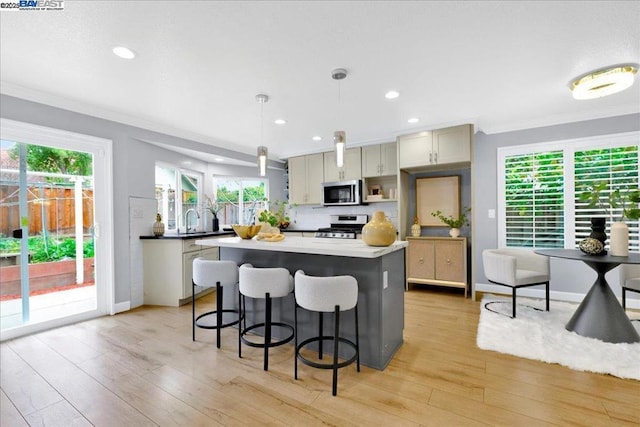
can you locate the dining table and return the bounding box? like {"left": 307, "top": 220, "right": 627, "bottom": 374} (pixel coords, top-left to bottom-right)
{"left": 534, "top": 249, "right": 640, "bottom": 344}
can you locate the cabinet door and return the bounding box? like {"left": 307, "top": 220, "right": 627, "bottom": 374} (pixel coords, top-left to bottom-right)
{"left": 200, "top": 247, "right": 219, "bottom": 260}
{"left": 408, "top": 240, "right": 435, "bottom": 280}
{"left": 182, "top": 250, "right": 202, "bottom": 299}
{"left": 379, "top": 142, "right": 397, "bottom": 176}
{"left": 433, "top": 125, "right": 471, "bottom": 165}
{"left": 342, "top": 147, "right": 362, "bottom": 180}
{"left": 306, "top": 153, "right": 324, "bottom": 204}
{"left": 288, "top": 155, "right": 307, "bottom": 205}
{"left": 323, "top": 151, "right": 341, "bottom": 182}
{"left": 434, "top": 240, "right": 465, "bottom": 283}
{"left": 324, "top": 148, "right": 361, "bottom": 181}
{"left": 398, "top": 132, "right": 431, "bottom": 169}
{"left": 361, "top": 145, "right": 381, "bottom": 178}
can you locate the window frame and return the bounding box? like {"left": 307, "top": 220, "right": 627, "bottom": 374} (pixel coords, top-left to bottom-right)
{"left": 212, "top": 176, "right": 269, "bottom": 226}
{"left": 498, "top": 131, "right": 639, "bottom": 249}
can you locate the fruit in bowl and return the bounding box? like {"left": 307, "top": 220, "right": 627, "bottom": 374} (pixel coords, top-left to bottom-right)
{"left": 232, "top": 224, "right": 262, "bottom": 239}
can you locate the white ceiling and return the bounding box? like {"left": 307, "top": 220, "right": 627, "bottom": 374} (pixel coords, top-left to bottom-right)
{"left": 1, "top": 1, "right": 639, "bottom": 163}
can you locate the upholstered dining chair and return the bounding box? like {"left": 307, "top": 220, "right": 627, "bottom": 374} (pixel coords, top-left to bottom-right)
{"left": 619, "top": 264, "right": 640, "bottom": 310}
{"left": 482, "top": 248, "right": 550, "bottom": 318}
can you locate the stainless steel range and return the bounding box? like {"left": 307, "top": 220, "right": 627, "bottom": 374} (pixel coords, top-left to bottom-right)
{"left": 314, "top": 214, "right": 368, "bottom": 239}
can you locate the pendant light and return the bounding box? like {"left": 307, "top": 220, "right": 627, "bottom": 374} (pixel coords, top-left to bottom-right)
{"left": 332, "top": 68, "right": 347, "bottom": 168}
{"left": 256, "top": 94, "right": 269, "bottom": 176}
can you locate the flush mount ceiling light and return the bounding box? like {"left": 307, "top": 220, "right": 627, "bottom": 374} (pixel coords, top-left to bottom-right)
{"left": 256, "top": 94, "right": 269, "bottom": 177}
{"left": 274, "top": 119, "right": 287, "bottom": 125}
{"left": 385, "top": 90, "right": 400, "bottom": 99}
{"left": 112, "top": 46, "right": 136, "bottom": 59}
{"left": 570, "top": 65, "right": 638, "bottom": 100}
{"left": 312, "top": 136, "right": 322, "bottom": 141}
{"left": 407, "top": 117, "right": 419, "bottom": 124}
{"left": 332, "top": 68, "right": 348, "bottom": 168}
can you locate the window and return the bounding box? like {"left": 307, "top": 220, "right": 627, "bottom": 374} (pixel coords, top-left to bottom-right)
{"left": 155, "top": 164, "right": 202, "bottom": 232}
{"left": 213, "top": 177, "right": 268, "bottom": 225}
{"left": 498, "top": 132, "right": 639, "bottom": 250}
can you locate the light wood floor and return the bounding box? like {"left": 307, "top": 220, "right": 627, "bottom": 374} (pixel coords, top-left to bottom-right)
{"left": 2, "top": 288, "right": 639, "bottom": 426}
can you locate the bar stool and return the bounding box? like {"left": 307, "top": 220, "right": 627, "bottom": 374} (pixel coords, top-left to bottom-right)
{"left": 293, "top": 270, "right": 360, "bottom": 396}
{"left": 238, "top": 263, "right": 294, "bottom": 371}
{"left": 192, "top": 258, "right": 240, "bottom": 348}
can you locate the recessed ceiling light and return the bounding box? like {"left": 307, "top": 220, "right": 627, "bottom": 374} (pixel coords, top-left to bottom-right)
{"left": 571, "top": 64, "right": 637, "bottom": 100}
{"left": 312, "top": 136, "right": 322, "bottom": 141}
{"left": 214, "top": 157, "right": 224, "bottom": 162}
{"left": 408, "top": 117, "right": 419, "bottom": 124}
{"left": 385, "top": 90, "right": 400, "bottom": 99}
{"left": 274, "top": 119, "right": 287, "bottom": 125}
{"left": 112, "top": 46, "right": 136, "bottom": 59}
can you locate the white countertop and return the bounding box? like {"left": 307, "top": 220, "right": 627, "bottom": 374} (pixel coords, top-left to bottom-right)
{"left": 195, "top": 236, "right": 408, "bottom": 258}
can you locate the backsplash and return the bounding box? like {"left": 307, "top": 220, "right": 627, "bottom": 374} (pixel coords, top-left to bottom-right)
{"left": 287, "top": 202, "right": 398, "bottom": 230}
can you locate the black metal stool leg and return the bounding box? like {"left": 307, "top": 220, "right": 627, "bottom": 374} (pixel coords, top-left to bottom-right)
{"left": 332, "top": 305, "right": 340, "bottom": 396}
{"left": 623, "top": 288, "right": 627, "bottom": 310}
{"left": 216, "top": 282, "right": 223, "bottom": 348}
{"left": 294, "top": 303, "right": 299, "bottom": 379}
{"left": 355, "top": 305, "right": 360, "bottom": 371}
{"left": 512, "top": 289, "right": 517, "bottom": 318}
{"left": 318, "top": 311, "right": 323, "bottom": 359}
{"left": 238, "top": 291, "right": 243, "bottom": 358}
{"left": 264, "top": 293, "right": 272, "bottom": 371}
{"left": 192, "top": 280, "right": 196, "bottom": 341}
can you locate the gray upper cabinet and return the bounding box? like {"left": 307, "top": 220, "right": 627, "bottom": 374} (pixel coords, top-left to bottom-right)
{"left": 362, "top": 142, "right": 397, "bottom": 177}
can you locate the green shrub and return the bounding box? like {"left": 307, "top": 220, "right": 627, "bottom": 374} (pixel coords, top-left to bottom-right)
{"left": 0, "top": 235, "right": 94, "bottom": 263}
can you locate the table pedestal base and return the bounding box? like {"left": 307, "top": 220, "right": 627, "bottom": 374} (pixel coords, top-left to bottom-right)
{"left": 566, "top": 261, "right": 640, "bottom": 343}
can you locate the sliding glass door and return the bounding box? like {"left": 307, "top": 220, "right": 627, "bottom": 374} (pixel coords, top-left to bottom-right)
{"left": 0, "top": 119, "right": 113, "bottom": 339}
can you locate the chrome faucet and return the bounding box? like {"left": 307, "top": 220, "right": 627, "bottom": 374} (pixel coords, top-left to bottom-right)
{"left": 184, "top": 208, "right": 200, "bottom": 233}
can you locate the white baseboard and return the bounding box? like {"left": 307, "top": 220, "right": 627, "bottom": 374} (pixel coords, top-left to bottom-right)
{"left": 113, "top": 301, "right": 131, "bottom": 314}
{"left": 474, "top": 283, "right": 640, "bottom": 310}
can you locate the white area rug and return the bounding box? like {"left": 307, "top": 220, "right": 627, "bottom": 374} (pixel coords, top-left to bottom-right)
{"left": 477, "top": 295, "right": 640, "bottom": 380}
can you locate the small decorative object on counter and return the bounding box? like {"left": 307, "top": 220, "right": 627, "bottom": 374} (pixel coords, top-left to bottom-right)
{"left": 153, "top": 213, "right": 165, "bottom": 236}
{"left": 362, "top": 211, "right": 396, "bottom": 247}
{"left": 609, "top": 221, "right": 629, "bottom": 257}
{"left": 578, "top": 237, "right": 605, "bottom": 255}
{"left": 411, "top": 216, "right": 421, "bottom": 237}
{"left": 449, "top": 228, "right": 461, "bottom": 238}
{"left": 589, "top": 217, "right": 607, "bottom": 246}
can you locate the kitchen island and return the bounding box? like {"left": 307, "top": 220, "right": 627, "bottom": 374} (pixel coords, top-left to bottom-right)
{"left": 196, "top": 236, "right": 407, "bottom": 370}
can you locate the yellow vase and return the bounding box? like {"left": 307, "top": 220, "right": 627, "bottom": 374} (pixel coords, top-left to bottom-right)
{"left": 362, "top": 211, "right": 396, "bottom": 247}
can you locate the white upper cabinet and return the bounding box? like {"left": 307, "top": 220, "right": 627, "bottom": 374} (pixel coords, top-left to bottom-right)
{"left": 362, "top": 142, "right": 397, "bottom": 177}
{"left": 323, "top": 147, "right": 362, "bottom": 182}
{"left": 398, "top": 124, "right": 472, "bottom": 170}
{"left": 288, "top": 153, "right": 324, "bottom": 205}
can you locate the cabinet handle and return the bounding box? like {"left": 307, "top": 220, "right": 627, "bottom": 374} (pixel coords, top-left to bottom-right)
{"left": 434, "top": 152, "right": 438, "bottom": 164}
{"left": 429, "top": 152, "right": 433, "bottom": 164}
{"left": 446, "top": 259, "right": 451, "bottom": 265}
{"left": 419, "top": 257, "right": 424, "bottom": 264}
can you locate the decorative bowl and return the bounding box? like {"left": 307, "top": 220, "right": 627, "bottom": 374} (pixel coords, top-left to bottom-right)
{"left": 232, "top": 224, "right": 262, "bottom": 239}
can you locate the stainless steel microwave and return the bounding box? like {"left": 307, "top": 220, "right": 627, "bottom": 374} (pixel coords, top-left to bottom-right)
{"left": 321, "top": 180, "right": 364, "bottom": 206}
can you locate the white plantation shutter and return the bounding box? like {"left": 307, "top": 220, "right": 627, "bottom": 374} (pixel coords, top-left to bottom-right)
{"left": 498, "top": 132, "right": 639, "bottom": 250}
{"left": 502, "top": 151, "right": 564, "bottom": 247}
{"left": 574, "top": 146, "right": 639, "bottom": 251}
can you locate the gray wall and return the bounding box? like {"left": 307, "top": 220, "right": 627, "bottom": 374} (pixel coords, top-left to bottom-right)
{"left": 473, "top": 113, "right": 640, "bottom": 299}
{"left": 1, "top": 94, "right": 284, "bottom": 306}
{"left": 2, "top": 93, "right": 638, "bottom": 306}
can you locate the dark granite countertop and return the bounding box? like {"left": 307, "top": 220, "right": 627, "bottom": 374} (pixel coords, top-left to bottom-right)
{"left": 140, "top": 230, "right": 235, "bottom": 240}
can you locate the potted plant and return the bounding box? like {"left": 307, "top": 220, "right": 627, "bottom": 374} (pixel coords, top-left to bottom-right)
{"left": 205, "top": 196, "right": 224, "bottom": 231}
{"left": 579, "top": 182, "right": 640, "bottom": 256}
{"left": 431, "top": 207, "right": 471, "bottom": 237}
{"left": 258, "top": 199, "right": 295, "bottom": 230}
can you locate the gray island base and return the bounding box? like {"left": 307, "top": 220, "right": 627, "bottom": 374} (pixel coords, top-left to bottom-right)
{"left": 196, "top": 237, "right": 407, "bottom": 370}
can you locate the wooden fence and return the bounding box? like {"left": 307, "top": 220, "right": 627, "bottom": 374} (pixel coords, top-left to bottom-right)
{"left": 0, "top": 186, "right": 94, "bottom": 237}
